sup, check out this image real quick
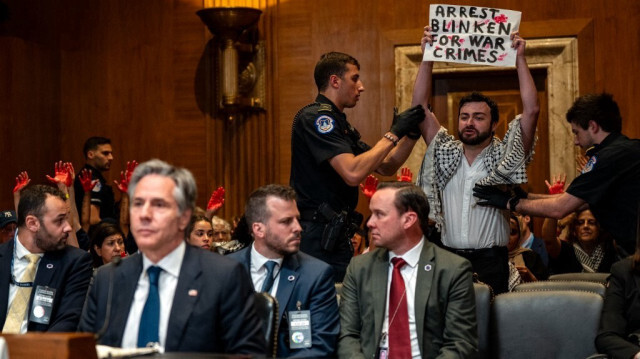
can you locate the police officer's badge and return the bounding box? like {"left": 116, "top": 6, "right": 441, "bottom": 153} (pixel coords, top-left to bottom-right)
{"left": 315, "top": 115, "right": 334, "bottom": 134}
{"left": 582, "top": 155, "right": 597, "bottom": 174}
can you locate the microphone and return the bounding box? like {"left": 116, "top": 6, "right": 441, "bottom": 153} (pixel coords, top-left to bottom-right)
{"left": 95, "top": 256, "right": 123, "bottom": 342}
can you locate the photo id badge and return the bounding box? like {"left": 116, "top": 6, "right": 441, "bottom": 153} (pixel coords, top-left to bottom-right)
{"left": 288, "top": 310, "right": 312, "bottom": 349}
{"left": 30, "top": 286, "right": 56, "bottom": 324}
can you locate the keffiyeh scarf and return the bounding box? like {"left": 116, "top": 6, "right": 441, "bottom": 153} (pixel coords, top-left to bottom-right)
{"left": 417, "top": 115, "right": 535, "bottom": 233}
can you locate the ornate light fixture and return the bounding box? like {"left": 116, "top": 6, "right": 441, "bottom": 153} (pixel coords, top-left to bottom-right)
{"left": 197, "top": 7, "right": 265, "bottom": 121}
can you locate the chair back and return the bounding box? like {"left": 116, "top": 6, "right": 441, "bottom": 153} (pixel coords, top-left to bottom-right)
{"left": 513, "top": 280, "right": 606, "bottom": 297}
{"left": 491, "top": 290, "right": 603, "bottom": 358}
{"left": 335, "top": 282, "right": 343, "bottom": 305}
{"left": 549, "top": 272, "right": 609, "bottom": 284}
{"left": 253, "top": 292, "right": 279, "bottom": 358}
{"left": 473, "top": 282, "right": 492, "bottom": 359}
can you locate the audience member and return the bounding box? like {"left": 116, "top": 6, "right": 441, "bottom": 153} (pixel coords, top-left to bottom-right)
{"left": 79, "top": 159, "right": 264, "bottom": 353}
{"left": 0, "top": 185, "right": 92, "bottom": 333}
{"left": 290, "top": 51, "right": 425, "bottom": 282}
{"left": 73, "top": 136, "right": 116, "bottom": 225}
{"left": 211, "top": 215, "right": 232, "bottom": 243}
{"left": 416, "top": 27, "right": 539, "bottom": 295}
{"left": 475, "top": 93, "right": 640, "bottom": 257}
{"left": 89, "top": 221, "right": 126, "bottom": 268}
{"left": 542, "top": 209, "right": 620, "bottom": 274}
{"left": 339, "top": 182, "right": 477, "bottom": 358}
{"left": 0, "top": 210, "right": 17, "bottom": 244}
{"left": 229, "top": 184, "right": 339, "bottom": 358}
{"left": 45, "top": 161, "right": 82, "bottom": 248}
{"left": 507, "top": 213, "right": 548, "bottom": 290}
{"left": 185, "top": 213, "right": 213, "bottom": 250}
{"left": 595, "top": 218, "right": 640, "bottom": 358}
{"left": 516, "top": 212, "right": 549, "bottom": 266}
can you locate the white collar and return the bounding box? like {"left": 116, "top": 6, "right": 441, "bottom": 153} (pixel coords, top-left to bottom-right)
{"left": 14, "top": 232, "right": 44, "bottom": 260}
{"left": 142, "top": 241, "right": 186, "bottom": 278}
{"left": 250, "top": 243, "right": 283, "bottom": 271}
{"left": 389, "top": 237, "right": 425, "bottom": 268}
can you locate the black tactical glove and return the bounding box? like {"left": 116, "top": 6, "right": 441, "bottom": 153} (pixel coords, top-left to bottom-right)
{"left": 473, "top": 184, "right": 512, "bottom": 209}
{"left": 389, "top": 105, "right": 425, "bottom": 140}
{"left": 393, "top": 107, "right": 422, "bottom": 140}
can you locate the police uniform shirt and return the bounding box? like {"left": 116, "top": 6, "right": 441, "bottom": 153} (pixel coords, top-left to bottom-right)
{"left": 290, "top": 94, "right": 370, "bottom": 213}
{"left": 566, "top": 133, "right": 640, "bottom": 255}
{"left": 73, "top": 164, "right": 116, "bottom": 222}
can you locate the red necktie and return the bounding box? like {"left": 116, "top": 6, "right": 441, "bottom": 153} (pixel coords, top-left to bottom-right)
{"left": 389, "top": 257, "right": 412, "bottom": 358}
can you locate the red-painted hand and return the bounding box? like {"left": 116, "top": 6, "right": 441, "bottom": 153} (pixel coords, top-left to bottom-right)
{"left": 360, "top": 175, "right": 379, "bottom": 199}
{"left": 397, "top": 167, "right": 413, "bottom": 182}
{"left": 79, "top": 169, "right": 98, "bottom": 193}
{"left": 13, "top": 171, "right": 30, "bottom": 193}
{"left": 207, "top": 187, "right": 225, "bottom": 212}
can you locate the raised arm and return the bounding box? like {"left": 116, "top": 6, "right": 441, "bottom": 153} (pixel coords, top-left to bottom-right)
{"left": 330, "top": 105, "right": 424, "bottom": 185}
{"left": 512, "top": 31, "right": 540, "bottom": 155}
{"left": 415, "top": 26, "right": 441, "bottom": 146}
{"left": 13, "top": 171, "right": 30, "bottom": 212}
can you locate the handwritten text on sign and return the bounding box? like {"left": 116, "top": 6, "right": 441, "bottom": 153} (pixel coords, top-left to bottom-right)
{"left": 424, "top": 5, "right": 521, "bottom": 67}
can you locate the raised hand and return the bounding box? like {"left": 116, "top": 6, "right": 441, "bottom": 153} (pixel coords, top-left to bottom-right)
{"left": 113, "top": 160, "right": 138, "bottom": 193}
{"left": 63, "top": 162, "right": 75, "bottom": 187}
{"left": 359, "top": 175, "right": 379, "bottom": 199}
{"left": 79, "top": 169, "right": 98, "bottom": 193}
{"left": 397, "top": 167, "right": 413, "bottom": 182}
{"left": 207, "top": 187, "right": 225, "bottom": 212}
{"left": 544, "top": 173, "right": 566, "bottom": 195}
{"left": 13, "top": 171, "right": 30, "bottom": 193}
{"left": 510, "top": 31, "right": 526, "bottom": 57}
{"left": 46, "top": 161, "right": 72, "bottom": 187}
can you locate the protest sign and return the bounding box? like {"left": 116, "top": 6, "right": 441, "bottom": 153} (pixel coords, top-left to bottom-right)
{"left": 423, "top": 4, "right": 521, "bottom": 67}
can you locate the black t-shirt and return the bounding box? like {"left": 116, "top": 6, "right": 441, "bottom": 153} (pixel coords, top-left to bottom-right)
{"left": 73, "top": 164, "right": 116, "bottom": 223}
{"left": 289, "top": 94, "right": 371, "bottom": 214}
{"left": 566, "top": 133, "right": 640, "bottom": 255}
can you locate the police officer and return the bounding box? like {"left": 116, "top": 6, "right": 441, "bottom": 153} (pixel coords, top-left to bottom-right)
{"left": 474, "top": 93, "right": 640, "bottom": 256}
{"left": 290, "top": 51, "right": 425, "bottom": 281}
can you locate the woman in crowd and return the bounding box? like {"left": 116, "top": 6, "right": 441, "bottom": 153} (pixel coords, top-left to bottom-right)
{"left": 508, "top": 213, "right": 548, "bottom": 290}
{"left": 185, "top": 213, "right": 214, "bottom": 250}
{"left": 542, "top": 208, "right": 620, "bottom": 274}
{"left": 596, "top": 219, "right": 640, "bottom": 358}
{"left": 89, "top": 221, "right": 126, "bottom": 268}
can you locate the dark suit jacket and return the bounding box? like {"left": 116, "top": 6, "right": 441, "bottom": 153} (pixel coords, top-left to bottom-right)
{"left": 79, "top": 244, "right": 265, "bottom": 354}
{"left": 0, "top": 238, "right": 93, "bottom": 332}
{"left": 596, "top": 257, "right": 640, "bottom": 359}
{"left": 338, "top": 241, "right": 478, "bottom": 359}
{"left": 228, "top": 247, "right": 339, "bottom": 358}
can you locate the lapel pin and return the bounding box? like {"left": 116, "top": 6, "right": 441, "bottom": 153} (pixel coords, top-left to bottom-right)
{"left": 424, "top": 264, "right": 432, "bottom": 272}
{"left": 46, "top": 264, "right": 53, "bottom": 269}
{"left": 188, "top": 289, "right": 198, "bottom": 297}
{"left": 288, "top": 275, "right": 295, "bottom": 281}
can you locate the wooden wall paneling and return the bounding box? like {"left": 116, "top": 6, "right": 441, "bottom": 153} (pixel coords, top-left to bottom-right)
{"left": 0, "top": 37, "right": 60, "bottom": 210}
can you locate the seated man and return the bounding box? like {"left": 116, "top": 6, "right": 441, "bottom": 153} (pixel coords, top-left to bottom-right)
{"left": 0, "top": 210, "right": 17, "bottom": 244}
{"left": 338, "top": 182, "right": 477, "bottom": 358}
{"left": 0, "top": 185, "right": 92, "bottom": 333}
{"left": 79, "top": 159, "right": 264, "bottom": 354}
{"left": 229, "top": 184, "right": 339, "bottom": 358}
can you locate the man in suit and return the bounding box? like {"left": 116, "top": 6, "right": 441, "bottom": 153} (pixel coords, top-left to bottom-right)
{"left": 0, "top": 185, "right": 93, "bottom": 333}
{"left": 79, "top": 159, "right": 264, "bottom": 354}
{"left": 338, "top": 182, "right": 477, "bottom": 358}
{"left": 229, "top": 184, "right": 339, "bottom": 358}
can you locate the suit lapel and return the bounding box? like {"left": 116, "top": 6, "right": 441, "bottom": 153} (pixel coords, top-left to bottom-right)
{"left": 110, "top": 254, "right": 143, "bottom": 343}
{"left": 0, "top": 241, "right": 14, "bottom": 325}
{"left": 165, "top": 246, "right": 202, "bottom": 351}
{"left": 414, "top": 242, "right": 435, "bottom": 354}
{"left": 372, "top": 249, "right": 389, "bottom": 343}
{"left": 276, "top": 254, "right": 300, "bottom": 320}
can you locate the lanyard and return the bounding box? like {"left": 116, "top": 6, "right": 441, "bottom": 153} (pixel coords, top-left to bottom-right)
{"left": 10, "top": 231, "right": 35, "bottom": 288}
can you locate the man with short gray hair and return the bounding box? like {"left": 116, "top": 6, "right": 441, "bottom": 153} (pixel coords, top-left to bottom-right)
{"left": 80, "top": 159, "right": 265, "bottom": 354}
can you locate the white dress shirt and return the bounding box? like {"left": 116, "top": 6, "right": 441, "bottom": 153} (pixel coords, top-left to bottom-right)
{"left": 121, "top": 241, "right": 186, "bottom": 352}
{"left": 441, "top": 149, "right": 509, "bottom": 249}
{"left": 249, "top": 243, "right": 283, "bottom": 296}
{"left": 381, "top": 238, "right": 425, "bottom": 359}
{"left": 7, "top": 234, "right": 44, "bottom": 333}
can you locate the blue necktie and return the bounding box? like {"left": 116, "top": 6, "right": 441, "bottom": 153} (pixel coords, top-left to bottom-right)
{"left": 138, "top": 266, "right": 162, "bottom": 347}
{"left": 260, "top": 261, "right": 277, "bottom": 292}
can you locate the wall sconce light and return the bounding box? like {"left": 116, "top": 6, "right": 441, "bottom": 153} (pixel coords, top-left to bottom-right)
{"left": 197, "top": 7, "right": 265, "bottom": 121}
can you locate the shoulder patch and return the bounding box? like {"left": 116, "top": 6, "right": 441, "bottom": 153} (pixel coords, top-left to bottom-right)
{"left": 318, "top": 104, "right": 333, "bottom": 112}
{"left": 315, "top": 115, "right": 335, "bottom": 134}
{"left": 582, "top": 155, "right": 597, "bottom": 173}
